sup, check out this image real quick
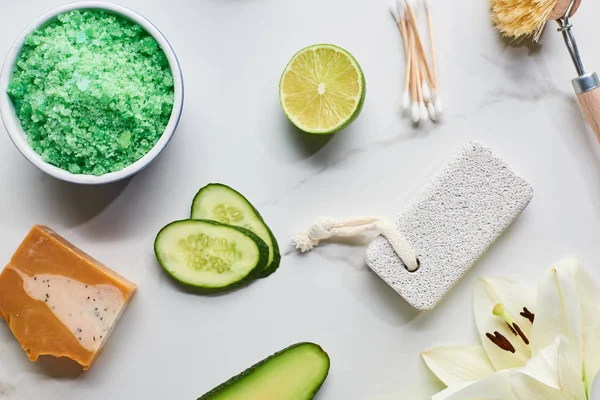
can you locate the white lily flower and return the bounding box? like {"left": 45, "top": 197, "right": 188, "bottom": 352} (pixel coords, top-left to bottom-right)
{"left": 421, "top": 257, "right": 600, "bottom": 399}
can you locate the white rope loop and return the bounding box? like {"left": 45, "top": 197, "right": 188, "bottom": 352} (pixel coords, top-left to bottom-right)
{"left": 294, "top": 216, "right": 420, "bottom": 272}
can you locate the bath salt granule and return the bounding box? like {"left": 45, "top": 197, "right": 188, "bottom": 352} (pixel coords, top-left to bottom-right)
{"left": 7, "top": 10, "right": 175, "bottom": 176}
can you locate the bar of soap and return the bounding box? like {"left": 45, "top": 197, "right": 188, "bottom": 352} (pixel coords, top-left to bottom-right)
{"left": 0, "top": 226, "right": 136, "bottom": 370}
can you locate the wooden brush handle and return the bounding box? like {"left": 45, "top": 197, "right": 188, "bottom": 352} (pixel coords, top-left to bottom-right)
{"left": 575, "top": 73, "right": 600, "bottom": 143}
{"left": 549, "top": 0, "right": 581, "bottom": 21}
{"left": 577, "top": 89, "right": 600, "bottom": 142}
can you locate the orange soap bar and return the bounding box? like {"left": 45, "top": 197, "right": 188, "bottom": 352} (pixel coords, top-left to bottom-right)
{"left": 0, "top": 226, "right": 136, "bottom": 370}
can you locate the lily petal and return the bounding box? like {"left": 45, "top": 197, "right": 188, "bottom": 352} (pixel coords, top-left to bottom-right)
{"left": 440, "top": 370, "right": 517, "bottom": 400}
{"left": 509, "top": 372, "right": 575, "bottom": 400}
{"left": 473, "top": 277, "right": 536, "bottom": 371}
{"left": 569, "top": 260, "right": 600, "bottom": 395}
{"left": 557, "top": 335, "right": 587, "bottom": 400}
{"left": 509, "top": 336, "right": 585, "bottom": 400}
{"left": 431, "top": 382, "right": 473, "bottom": 400}
{"left": 514, "top": 335, "right": 586, "bottom": 400}
{"left": 518, "top": 335, "right": 561, "bottom": 390}
{"left": 422, "top": 345, "right": 496, "bottom": 386}
{"left": 530, "top": 259, "right": 583, "bottom": 371}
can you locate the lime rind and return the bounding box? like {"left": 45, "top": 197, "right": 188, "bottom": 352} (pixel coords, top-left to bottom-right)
{"left": 279, "top": 44, "right": 366, "bottom": 135}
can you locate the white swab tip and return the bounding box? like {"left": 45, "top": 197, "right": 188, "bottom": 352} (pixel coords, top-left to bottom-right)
{"left": 390, "top": 2, "right": 400, "bottom": 21}
{"left": 422, "top": 82, "right": 431, "bottom": 102}
{"left": 425, "top": 0, "right": 433, "bottom": 10}
{"left": 396, "top": 0, "right": 406, "bottom": 19}
{"left": 427, "top": 102, "right": 437, "bottom": 121}
{"left": 402, "top": 91, "right": 411, "bottom": 111}
{"left": 419, "top": 103, "right": 428, "bottom": 121}
{"left": 434, "top": 98, "right": 444, "bottom": 117}
{"left": 411, "top": 103, "right": 420, "bottom": 123}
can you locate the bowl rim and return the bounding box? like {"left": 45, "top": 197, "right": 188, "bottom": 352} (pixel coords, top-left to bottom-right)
{"left": 0, "top": 1, "right": 184, "bottom": 185}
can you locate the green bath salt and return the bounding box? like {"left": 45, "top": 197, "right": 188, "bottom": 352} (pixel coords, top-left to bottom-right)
{"left": 7, "top": 10, "right": 175, "bottom": 176}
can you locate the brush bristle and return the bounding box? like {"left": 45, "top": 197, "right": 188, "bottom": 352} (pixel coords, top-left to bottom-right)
{"left": 490, "top": 0, "right": 558, "bottom": 41}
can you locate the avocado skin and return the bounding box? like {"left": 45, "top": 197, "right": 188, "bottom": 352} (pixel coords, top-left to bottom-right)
{"left": 198, "top": 342, "right": 331, "bottom": 400}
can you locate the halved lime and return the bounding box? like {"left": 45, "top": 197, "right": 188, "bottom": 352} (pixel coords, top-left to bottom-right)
{"left": 279, "top": 44, "right": 365, "bottom": 135}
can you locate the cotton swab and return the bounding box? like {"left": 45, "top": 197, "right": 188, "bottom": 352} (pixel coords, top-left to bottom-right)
{"left": 402, "top": 34, "right": 412, "bottom": 113}
{"left": 413, "top": 0, "right": 431, "bottom": 107}
{"left": 404, "top": 0, "right": 436, "bottom": 90}
{"left": 424, "top": 0, "right": 443, "bottom": 118}
{"left": 410, "top": 0, "right": 428, "bottom": 123}
{"left": 390, "top": 0, "right": 401, "bottom": 23}
{"left": 402, "top": 88, "right": 411, "bottom": 111}
{"left": 390, "top": 1, "right": 409, "bottom": 56}
{"left": 397, "top": 0, "right": 412, "bottom": 112}
{"left": 389, "top": 0, "right": 442, "bottom": 123}
{"left": 425, "top": 0, "right": 439, "bottom": 88}
{"left": 409, "top": 14, "right": 420, "bottom": 123}
{"left": 422, "top": 79, "right": 431, "bottom": 102}
{"left": 391, "top": 0, "right": 412, "bottom": 112}
{"left": 434, "top": 91, "right": 444, "bottom": 117}
{"left": 410, "top": 55, "right": 420, "bottom": 122}
{"left": 427, "top": 101, "right": 437, "bottom": 121}
{"left": 416, "top": 55, "right": 427, "bottom": 122}
{"left": 415, "top": 56, "right": 428, "bottom": 123}
{"left": 411, "top": 103, "right": 420, "bottom": 124}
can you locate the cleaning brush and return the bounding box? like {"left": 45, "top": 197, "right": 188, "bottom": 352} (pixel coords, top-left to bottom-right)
{"left": 491, "top": 0, "right": 580, "bottom": 41}
{"left": 491, "top": 0, "right": 561, "bottom": 41}
{"left": 491, "top": 0, "right": 600, "bottom": 142}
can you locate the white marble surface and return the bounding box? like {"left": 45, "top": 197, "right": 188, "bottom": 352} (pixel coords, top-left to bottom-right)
{"left": 1, "top": 0, "right": 600, "bottom": 399}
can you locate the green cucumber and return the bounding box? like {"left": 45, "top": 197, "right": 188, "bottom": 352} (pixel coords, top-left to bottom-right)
{"left": 154, "top": 220, "right": 269, "bottom": 291}
{"left": 191, "top": 184, "right": 281, "bottom": 278}
{"left": 198, "top": 342, "right": 330, "bottom": 400}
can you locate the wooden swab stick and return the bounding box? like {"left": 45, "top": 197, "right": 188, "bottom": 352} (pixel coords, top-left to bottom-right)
{"left": 425, "top": 0, "right": 439, "bottom": 88}
{"left": 409, "top": 22, "right": 419, "bottom": 123}
{"left": 415, "top": 53, "right": 423, "bottom": 104}
{"left": 421, "top": 60, "right": 431, "bottom": 102}
{"left": 391, "top": 1, "right": 411, "bottom": 111}
{"left": 398, "top": 6, "right": 412, "bottom": 111}
{"left": 390, "top": 3, "right": 408, "bottom": 55}
{"left": 397, "top": 20, "right": 409, "bottom": 57}
{"left": 412, "top": 0, "right": 431, "bottom": 105}
{"left": 416, "top": 52, "right": 429, "bottom": 122}
{"left": 403, "top": 25, "right": 413, "bottom": 111}
{"left": 424, "top": 0, "right": 443, "bottom": 118}
{"left": 409, "top": 0, "right": 428, "bottom": 122}
{"left": 404, "top": 1, "right": 436, "bottom": 90}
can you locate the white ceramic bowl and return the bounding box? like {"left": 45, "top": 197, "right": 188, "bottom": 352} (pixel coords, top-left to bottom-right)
{"left": 0, "top": 1, "right": 184, "bottom": 185}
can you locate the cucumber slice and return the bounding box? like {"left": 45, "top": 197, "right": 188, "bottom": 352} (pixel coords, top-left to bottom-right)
{"left": 154, "top": 220, "right": 269, "bottom": 291}
{"left": 198, "top": 342, "right": 330, "bottom": 400}
{"left": 191, "top": 184, "right": 281, "bottom": 278}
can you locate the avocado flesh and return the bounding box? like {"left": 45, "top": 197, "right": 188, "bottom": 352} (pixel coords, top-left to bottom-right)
{"left": 199, "top": 343, "right": 330, "bottom": 400}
